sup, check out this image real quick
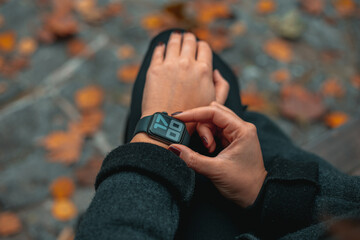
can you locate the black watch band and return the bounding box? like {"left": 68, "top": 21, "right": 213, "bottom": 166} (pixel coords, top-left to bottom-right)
{"left": 133, "top": 112, "right": 191, "bottom": 146}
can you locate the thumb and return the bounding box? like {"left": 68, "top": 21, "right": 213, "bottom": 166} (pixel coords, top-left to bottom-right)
{"left": 168, "top": 144, "right": 217, "bottom": 177}
{"left": 213, "top": 69, "right": 229, "bottom": 105}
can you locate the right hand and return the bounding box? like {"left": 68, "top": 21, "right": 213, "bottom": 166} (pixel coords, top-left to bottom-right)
{"left": 169, "top": 102, "right": 267, "bottom": 208}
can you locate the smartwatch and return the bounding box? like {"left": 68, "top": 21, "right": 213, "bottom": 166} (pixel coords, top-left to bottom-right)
{"left": 133, "top": 112, "right": 191, "bottom": 146}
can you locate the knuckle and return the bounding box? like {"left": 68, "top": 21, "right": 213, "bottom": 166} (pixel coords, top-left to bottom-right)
{"left": 246, "top": 123, "right": 257, "bottom": 136}
{"left": 198, "top": 40, "right": 210, "bottom": 49}
{"left": 198, "top": 62, "right": 210, "bottom": 74}
{"left": 179, "top": 58, "right": 191, "bottom": 68}
{"left": 188, "top": 152, "right": 198, "bottom": 169}
{"left": 210, "top": 101, "right": 218, "bottom": 106}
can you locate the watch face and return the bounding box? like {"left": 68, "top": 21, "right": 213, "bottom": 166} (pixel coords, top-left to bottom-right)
{"left": 148, "top": 113, "right": 185, "bottom": 144}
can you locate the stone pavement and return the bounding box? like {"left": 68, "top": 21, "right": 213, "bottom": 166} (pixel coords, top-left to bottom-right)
{"left": 0, "top": 0, "right": 359, "bottom": 239}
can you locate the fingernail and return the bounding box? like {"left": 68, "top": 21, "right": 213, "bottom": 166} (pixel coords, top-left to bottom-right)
{"left": 157, "top": 41, "right": 164, "bottom": 46}
{"left": 171, "top": 111, "right": 183, "bottom": 116}
{"left": 168, "top": 146, "right": 181, "bottom": 156}
{"left": 201, "top": 136, "right": 208, "bottom": 147}
{"left": 173, "top": 30, "right": 181, "bottom": 34}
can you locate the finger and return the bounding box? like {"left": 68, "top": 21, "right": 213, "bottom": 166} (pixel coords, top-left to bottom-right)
{"left": 150, "top": 43, "right": 165, "bottom": 67}
{"left": 213, "top": 69, "right": 230, "bottom": 105}
{"left": 180, "top": 32, "right": 197, "bottom": 59}
{"left": 165, "top": 31, "right": 182, "bottom": 60}
{"left": 196, "top": 41, "right": 212, "bottom": 67}
{"left": 196, "top": 123, "right": 217, "bottom": 153}
{"left": 168, "top": 144, "right": 218, "bottom": 176}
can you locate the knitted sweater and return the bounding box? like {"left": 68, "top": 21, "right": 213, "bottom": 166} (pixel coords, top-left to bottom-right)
{"left": 75, "top": 112, "right": 360, "bottom": 240}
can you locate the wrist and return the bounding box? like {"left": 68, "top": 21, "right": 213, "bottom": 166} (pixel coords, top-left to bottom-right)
{"left": 130, "top": 133, "right": 169, "bottom": 149}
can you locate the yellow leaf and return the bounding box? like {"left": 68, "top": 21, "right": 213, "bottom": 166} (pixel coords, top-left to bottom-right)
{"left": 75, "top": 85, "right": 104, "bottom": 111}
{"left": 52, "top": 199, "right": 77, "bottom": 221}
{"left": 50, "top": 177, "right": 75, "bottom": 199}
{"left": 117, "top": 64, "right": 140, "bottom": 83}
{"left": 18, "top": 37, "right": 37, "bottom": 56}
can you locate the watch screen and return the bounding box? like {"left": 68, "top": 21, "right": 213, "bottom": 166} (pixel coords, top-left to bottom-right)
{"left": 149, "top": 113, "right": 185, "bottom": 143}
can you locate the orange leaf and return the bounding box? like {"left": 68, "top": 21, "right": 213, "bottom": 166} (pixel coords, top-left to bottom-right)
{"left": 0, "top": 212, "right": 22, "bottom": 237}
{"left": 52, "top": 199, "right": 77, "bottom": 221}
{"left": 75, "top": 157, "right": 103, "bottom": 186}
{"left": 264, "top": 39, "right": 293, "bottom": 63}
{"left": 241, "top": 91, "right": 267, "bottom": 112}
{"left": 141, "top": 15, "right": 164, "bottom": 30}
{"left": 50, "top": 177, "right": 75, "bottom": 199}
{"left": 67, "top": 39, "right": 88, "bottom": 56}
{"left": 230, "top": 22, "right": 247, "bottom": 36}
{"left": 334, "top": 0, "right": 356, "bottom": 16}
{"left": 197, "top": 2, "right": 232, "bottom": 24}
{"left": 321, "top": 78, "right": 345, "bottom": 98}
{"left": 18, "top": 37, "right": 37, "bottom": 56}
{"left": 270, "top": 69, "right": 291, "bottom": 83}
{"left": 324, "top": 111, "right": 349, "bottom": 128}
{"left": 75, "top": 85, "right": 104, "bottom": 111}
{"left": 72, "top": 109, "right": 104, "bottom": 136}
{"left": 300, "top": 0, "right": 324, "bottom": 15}
{"left": 104, "top": 3, "right": 123, "bottom": 18}
{"left": 46, "top": 13, "right": 79, "bottom": 37}
{"left": 117, "top": 64, "right": 140, "bottom": 83}
{"left": 280, "top": 84, "right": 326, "bottom": 121}
{"left": 256, "top": 0, "right": 276, "bottom": 14}
{"left": 0, "top": 31, "right": 16, "bottom": 53}
{"left": 351, "top": 74, "right": 360, "bottom": 89}
{"left": 117, "top": 44, "right": 135, "bottom": 60}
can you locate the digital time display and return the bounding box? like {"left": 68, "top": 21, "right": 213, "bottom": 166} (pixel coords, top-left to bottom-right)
{"left": 148, "top": 113, "right": 185, "bottom": 143}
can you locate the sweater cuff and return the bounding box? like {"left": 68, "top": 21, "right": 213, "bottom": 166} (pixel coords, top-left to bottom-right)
{"left": 246, "top": 157, "right": 319, "bottom": 239}
{"left": 95, "top": 142, "right": 195, "bottom": 204}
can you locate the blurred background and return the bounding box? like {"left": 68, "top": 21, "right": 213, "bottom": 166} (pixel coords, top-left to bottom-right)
{"left": 0, "top": 0, "right": 359, "bottom": 239}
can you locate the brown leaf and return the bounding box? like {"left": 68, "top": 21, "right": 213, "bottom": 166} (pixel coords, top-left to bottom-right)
{"left": 117, "top": 64, "right": 140, "bottom": 83}
{"left": 50, "top": 177, "right": 75, "bottom": 199}
{"left": 37, "top": 27, "right": 56, "bottom": 44}
{"left": 18, "top": 37, "right": 38, "bottom": 56}
{"left": 334, "top": 0, "right": 356, "bottom": 17}
{"left": 67, "top": 39, "right": 88, "bottom": 57}
{"left": 141, "top": 15, "right": 165, "bottom": 31}
{"left": 117, "top": 44, "right": 135, "bottom": 60}
{"left": 57, "top": 227, "right": 74, "bottom": 240}
{"left": 46, "top": 13, "right": 79, "bottom": 37}
{"left": 75, "top": 85, "right": 104, "bottom": 111}
{"left": 264, "top": 39, "right": 293, "bottom": 63}
{"left": 103, "top": 3, "right": 123, "bottom": 18}
{"left": 196, "top": 2, "right": 232, "bottom": 24}
{"left": 0, "top": 212, "right": 22, "bottom": 237}
{"left": 270, "top": 69, "right": 291, "bottom": 83}
{"left": 52, "top": 199, "right": 77, "bottom": 221}
{"left": 0, "top": 15, "right": 5, "bottom": 28}
{"left": 324, "top": 111, "right": 349, "bottom": 128}
{"left": 300, "top": 0, "right": 324, "bottom": 15}
{"left": 193, "top": 28, "right": 232, "bottom": 52}
{"left": 75, "top": 158, "right": 103, "bottom": 186}
{"left": 280, "top": 84, "right": 326, "bottom": 122}
{"left": 230, "top": 22, "right": 247, "bottom": 36}
{"left": 72, "top": 109, "right": 104, "bottom": 137}
{"left": 0, "top": 31, "right": 16, "bottom": 53}
{"left": 321, "top": 78, "right": 345, "bottom": 98}
{"left": 241, "top": 91, "right": 267, "bottom": 112}
{"left": 351, "top": 74, "right": 360, "bottom": 89}
{"left": 256, "top": 0, "right": 276, "bottom": 14}
{"left": 0, "top": 82, "right": 7, "bottom": 94}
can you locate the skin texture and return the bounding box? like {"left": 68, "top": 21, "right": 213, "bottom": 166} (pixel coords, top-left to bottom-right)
{"left": 131, "top": 31, "right": 229, "bottom": 148}
{"left": 170, "top": 102, "right": 268, "bottom": 208}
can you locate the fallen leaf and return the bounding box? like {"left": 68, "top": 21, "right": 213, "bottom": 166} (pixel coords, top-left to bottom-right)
{"left": 0, "top": 212, "right": 22, "bottom": 237}
{"left": 18, "top": 37, "right": 38, "bottom": 56}
{"left": 256, "top": 0, "right": 276, "bottom": 14}
{"left": 230, "top": 22, "right": 247, "bottom": 36}
{"left": 280, "top": 84, "right": 326, "bottom": 122}
{"left": 50, "top": 177, "right": 75, "bottom": 199}
{"left": 46, "top": 13, "right": 79, "bottom": 37}
{"left": 321, "top": 78, "right": 345, "bottom": 98}
{"left": 117, "top": 64, "right": 140, "bottom": 83}
{"left": 241, "top": 91, "right": 267, "bottom": 112}
{"left": 193, "top": 27, "right": 232, "bottom": 52}
{"left": 37, "top": 27, "right": 56, "bottom": 44}
{"left": 57, "top": 227, "right": 74, "bottom": 240}
{"left": 0, "top": 82, "right": 7, "bottom": 94}
{"left": 351, "top": 74, "right": 360, "bottom": 89}
{"left": 75, "top": 85, "right": 104, "bottom": 111}
{"left": 52, "top": 199, "right": 77, "bottom": 221}
{"left": 300, "top": 0, "right": 324, "bottom": 15}
{"left": 334, "top": 0, "right": 356, "bottom": 16}
{"left": 117, "top": 44, "right": 135, "bottom": 60}
{"left": 264, "top": 39, "right": 293, "bottom": 63}
{"left": 75, "top": 157, "right": 103, "bottom": 186}
{"left": 197, "top": 2, "right": 232, "bottom": 24}
{"left": 74, "top": 0, "right": 96, "bottom": 15}
{"left": 67, "top": 39, "right": 88, "bottom": 56}
{"left": 141, "top": 15, "right": 164, "bottom": 30}
{"left": 324, "top": 111, "right": 349, "bottom": 128}
{"left": 72, "top": 109, "right": 104, "bottom": 136}
{"left": 270, "top": 69, "right": 291, "bottom": 83}
{"left": 0, "top": 15, "right": 4, "bottom": 28}
{"left": 104, "top": 2, "right": 123, "bottom": 18}
{"left": 0, "top": 31, "right": 16, "bottom": 53}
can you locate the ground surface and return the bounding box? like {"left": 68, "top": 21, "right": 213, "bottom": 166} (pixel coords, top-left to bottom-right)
{"left": 0, "top": 0, "right": 359, "bottom": 239}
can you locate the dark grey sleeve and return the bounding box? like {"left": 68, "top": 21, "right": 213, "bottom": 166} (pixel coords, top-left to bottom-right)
{"left": 75, "top": 142, "right": 195, "bottom": 240}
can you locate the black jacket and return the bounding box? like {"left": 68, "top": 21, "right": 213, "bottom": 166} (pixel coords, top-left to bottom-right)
{"left": 75, "top": 112, "right": 360, "bottom": 239}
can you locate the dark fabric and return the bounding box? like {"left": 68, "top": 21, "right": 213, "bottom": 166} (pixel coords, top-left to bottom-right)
{"left": 76, "top": 29, "right": 360, "bottom": 240}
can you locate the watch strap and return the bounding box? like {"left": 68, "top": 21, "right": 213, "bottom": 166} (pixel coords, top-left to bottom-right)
{"left": 133, "top": 115, "right": 152, "bottom": 136}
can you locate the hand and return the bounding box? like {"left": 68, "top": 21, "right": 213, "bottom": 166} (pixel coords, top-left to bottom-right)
{"left": 169, "top": 102, "right": 267, "bottom": 208}
{"left": 141, "top": 31, "right": 228, "bottom": 123}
